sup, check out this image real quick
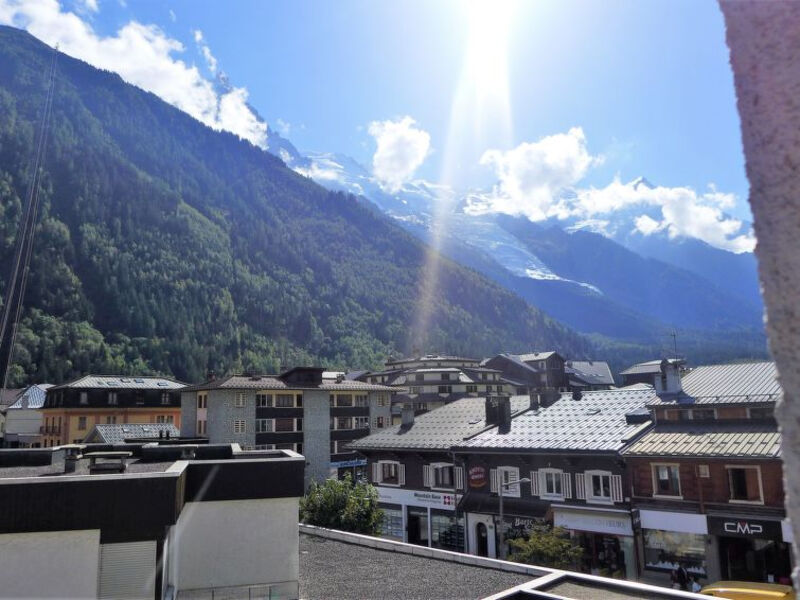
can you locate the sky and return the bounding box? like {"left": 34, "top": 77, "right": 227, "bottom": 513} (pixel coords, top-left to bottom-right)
{"left": 0, "top": 0, "right": 756, "bottom": 252}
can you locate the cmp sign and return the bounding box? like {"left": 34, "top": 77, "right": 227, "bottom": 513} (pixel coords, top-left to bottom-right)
{"left": 707, "top": 516, "right": 782, "bottom": 540}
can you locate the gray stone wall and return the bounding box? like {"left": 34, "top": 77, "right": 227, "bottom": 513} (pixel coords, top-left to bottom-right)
{"left": 180, "top": 391, "right": 197, "bottom": 437}
{"left": 207, "top": 389, "right": 255, "bottom": 447}
{"left": 369, "top": 391, "right": 392, "bottom": 431}
{"left": 302, "top": 390, "right": 331, "bottom": 487}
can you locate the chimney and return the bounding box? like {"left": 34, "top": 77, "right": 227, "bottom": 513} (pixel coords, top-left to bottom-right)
{"left": 655, "top": 359, "right": 683, "bottom": 395}
{"left": 572, "top": 390, "right": 583, "bottom": 401}
{"left": 165, "top": 430, "right": 171, "bottom": 439}
{"left": 64, "top": 446, "right": 80, "bottom": 474}
{"left": 529, "top": 391, "right": 540, "bottom": 411}
{"left": 206, "top": 369, "right": 216, "bottom": 382}
{"left": 485, "top": 395, "right": 512, "bottom": 431}
{"left": 159, "top": 430, "right": 164, "bottom": 439}
{"left": 401, "top": 403, "right": 415, "bottom": 427}
{"left": 539, "top": 388, "right": 561, "bottom": 408}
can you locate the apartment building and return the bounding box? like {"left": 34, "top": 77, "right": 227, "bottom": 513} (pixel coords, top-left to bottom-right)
{"left": 356, "top": 354, "right": 510, "bottom": 423}
{"left": 623, "top": 361, "right": 793, "bottom": 586}
{"left": 41, "top": 376, "right": 185, "bottom": 446}
{"left": 180, "top": 367, "right": 394, "bottom": 485}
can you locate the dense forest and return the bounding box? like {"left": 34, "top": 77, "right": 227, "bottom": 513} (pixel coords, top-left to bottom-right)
{"left": 0, "top": 26, "right": 593, "bottom": 385}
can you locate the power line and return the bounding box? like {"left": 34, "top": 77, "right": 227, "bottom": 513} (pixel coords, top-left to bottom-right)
{"left": 0, "top": 46, "right": 58, "bottom": 392}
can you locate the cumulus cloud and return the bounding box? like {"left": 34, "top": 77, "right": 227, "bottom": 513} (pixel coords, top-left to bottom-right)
{"left": 193, "top": 29, "right": 217, "bottom": 74}
{"left": 80, "top": 0, "right": 98, "bottom": 12}
{"left": 474, "top": 127, "right": 600, "bottom": 221}
{"left": 168, "top": 8, "right": 176, "bottom": 22}
{"left": 467, "top": 127, "right": 755, "bottom": 253}
{"left": 0, "top": 0, "right": 267, "bottom": 148}
{"left": 367, "top": 116, "right": 430, "bottom": 193}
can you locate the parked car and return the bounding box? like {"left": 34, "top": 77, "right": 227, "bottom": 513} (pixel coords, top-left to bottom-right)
{"left": 700, "top": 581, "right": 793, "bottom": 599}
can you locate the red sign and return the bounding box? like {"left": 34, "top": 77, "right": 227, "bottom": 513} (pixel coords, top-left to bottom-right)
{"left": 469, "top": 466, "right": 487, "bottom": 489}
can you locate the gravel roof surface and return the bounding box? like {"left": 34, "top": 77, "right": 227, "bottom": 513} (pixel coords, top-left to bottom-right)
{"left": 298, "top": 534, "right": 532, "bottom": 600}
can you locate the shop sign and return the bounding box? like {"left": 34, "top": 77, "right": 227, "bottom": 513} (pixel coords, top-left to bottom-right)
{"left": 377, "top": 486, "right": 457, "bottom": 510}
{"left": 554, "top": 508, "right": 633, "bottom": 536}
{"left": 469, "top": 466, "right": 487, "bottom": 489}
{"left": 707, "top": 515, "right": 782, "bottom": 540}
{"left": 639, "top": 510, "right": 708, "bottom": 535}
{"left": 330, "top": 458, "right": 367, "bottom": 468}
{"left": 503, "top": 516, "right": 544, "bottom": 540}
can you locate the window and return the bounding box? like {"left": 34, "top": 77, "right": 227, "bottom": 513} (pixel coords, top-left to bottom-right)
{"left": 233, "top": 420, "right": 246, "bottom": 434}
{"left": 665, "top": 409, "right": 689, "bottom": 421}
{"left": 107, "top": 392, "right": 118, "bottom": 405}
{"left": 275, "top": 394, "right": 295, "bottom": 408}
{"left": 197, "top": 420, "right": 207, "bottom": 435}
{"left": 584, "top": 470, "right": 616, "bottom": 503}
{"left": 691, "top": 408, "right": 716, "bottom": 420}
{"left": 234, "top": 392, "right": 246, "bottom": 407}
{"left": 434, "top": 464, "right": 454, "bottom": 488}
{"left": 380, "top": 507, "right": 404, "bottom": 540}
{"left": 490, "top": 466, "right": 521, "bottom": 497}
{"left": 727, "top": 466, "right": 763, "bottom": 503}
{"left": 329, "top": 394, "right": 335, "bottom": 407}
{"left": 336, "top": 394, "right": 353, "bottom": 407}
{"left": 106, "top": 416, "right": 116, "bottom": 424}
{"left": 296, "top": 394, "right": 303, "bottom": 408}
{"left": 410, "top": 386, "right": 422, "bottom": 394}
{"left": 337, "top": 416, "right": 353, "bottom": 430}
{"left": 466, "top": 385, "right": 477, "bottom": 393}
{"left": 377, "top": 393, "right": 389, "bottom": 407}
{"left": 374, "top": 416, "right": 385, "bottom": 428}
{"left": 254, "top": 444, "right": 275, "bottom": 450}
{"left": 197, "top": 393, "right": 207, "bottom": 409}
{"left": 438, "top": 385, "right": 452, "bottom": 394}
{"left": 79, "top": 392, "right": 88, "bottom": 405}
{"left": 256, "top": 393, "right": 272, "bottom": 407}
{"left": 416, "top": 402, "right": 428, "bottom": 412}
{"left": 77, "top": 416, "right": 87, "bottom": 430}
{"left": 275, "top": 418, "right": 295, "bottom": 432}
{"left": 156, "top": 415, "right": 166, "bottom": 423}
{"left": 415, "top": 373, "right": 424, "bottom": 382}
{"left": 256, "top": 418, "right": 273, "bottom": 433}
{"left": 380, "top": 461, "right": 400, "bottom": 485}
{"left": 652, "top": 464, "right": 681, "bottom": 497}
{"left": 748, "top": 406, "right": 773, "bottom": 419}
{"left": 543, "top": 469, "right": 563, "bottom": 497}
{"left": 355, "top": 416, "right": 369, "bottom": 429}
{"left": 697, "top": 464, "right": 710, "bottom": 478}
{"left": 355, "top": 394, "right": 368, "bottom": 407}
{"left": 643, "top": 530, "right": 707, "bottom": 577}
{"left": 161, "top": 392, "right": 170, "bottom": 405}
{"left": 442, "top": 373, "right": 451, "bottom": 381}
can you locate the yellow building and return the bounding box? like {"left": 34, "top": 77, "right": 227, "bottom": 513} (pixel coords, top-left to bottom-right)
{"left": 41, "top": 375, "right": 185, "bottom": 446}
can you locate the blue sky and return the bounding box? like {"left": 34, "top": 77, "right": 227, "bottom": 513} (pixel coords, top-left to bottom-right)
{"left": 0, "top": 0, "right": 754, "bottom": 251}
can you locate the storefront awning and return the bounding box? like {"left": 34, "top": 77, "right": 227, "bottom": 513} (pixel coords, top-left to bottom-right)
{"left": 458, "top": 494, "right": 548, "bottom": 520}
{"left": 553, "top": 506, "right": 633, "bottom": 536}
{"left": 639, "top": 509, "right": 708, "bottom": 535}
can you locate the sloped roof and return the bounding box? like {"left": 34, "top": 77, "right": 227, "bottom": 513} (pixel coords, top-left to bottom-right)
{"left": 623, "top": 423, "right": 781, "bottom": 458}
{"left": 457, "top": 386, "right": 655, "bottom": 453}
{"left": 620, "top": 358, "right": 682, "bottom": 376}
{"left": 565, "top": 360, "right": 614, "bottom": 386}
{"left": 517, "top": 351, "right": 559, "bottom": 362}
{"left": 182, "top": 374, "right": 396, "bottom": 393}
{"left": 648, "top": 361, "right": 781, "bottom": 406}
{"left": 0, "top": 388, "right": 24, "bottom": 408}
{"left": 348, "top": 396, "right": 530, "bottom": 451}
{"left": 7, "top": 384, "right": 54, "bottom": 409}
{"left": 50, "top": 375, "right": 185, "bottom": 390}
{"left": 85, "top": 423, "right": 180, "bottom": 444}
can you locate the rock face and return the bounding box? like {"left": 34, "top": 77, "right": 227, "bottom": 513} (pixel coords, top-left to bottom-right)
{"left": 720, "top": 0, "right": 800, "bottom": 586}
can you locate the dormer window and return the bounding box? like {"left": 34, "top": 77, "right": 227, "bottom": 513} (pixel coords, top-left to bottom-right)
{"left": 79, "top": 392, "right": 88, "bottom": 405}
{"left": 107, "top": 392, "right": 118, "bottom": 405}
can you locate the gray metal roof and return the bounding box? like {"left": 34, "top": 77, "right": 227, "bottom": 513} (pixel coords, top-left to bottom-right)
{"left": 517, "top": 351, "right": 559, "bottom": 362}
{"left": 620, "top": 358, "right": 683, "bottom": 376}
{"left": 51, "top": 375, "right": 186, "bottom": 390}
{"left": 0, "top": 388, "right": 24, "bottom": 408}
{"left": 182, "top": 374, "right": 396, "bottom": 393}
{"left": 648, "top": 361, "right": 781, "bottom": 406}
{"left": 348, "top": 396, "right": 530, "bottom": 451}
{"left": 7, "top": 384, "right": 54, "bottom": 410}
{"left": 565, "top": 360, "right": 615, "bottom": 386}
{"left": 457, "top": 386, "right": 655, "bottom": 453}
{"left": 623, "top": 423, "right": 781, "bottom": 458}
{"left": 85, "top": 423, "right": 180, "bottom": 444}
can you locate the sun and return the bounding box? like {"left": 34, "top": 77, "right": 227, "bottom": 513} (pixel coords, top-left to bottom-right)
{"left": 464, "top": 0, "right": 516, "bottom": 103}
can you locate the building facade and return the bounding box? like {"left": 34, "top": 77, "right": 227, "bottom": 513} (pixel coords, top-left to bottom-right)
{"left": 180, "top": 367, "right": 394, "bottom": 485}
{"left": 41, "top": 376, "right": 185, "bottom": 446}
{"left": 2, "top": 384, "right": 52, "bottom": 448}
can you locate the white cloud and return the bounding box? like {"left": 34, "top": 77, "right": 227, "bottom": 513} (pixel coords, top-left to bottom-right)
{"left": 80, "top": 0, "right": 98, "bottom": 12}
{"left": 474, "top": 127, "right": 600, "bottom": 221}
{"left": 0, "top": 0, "right": 267, "bottom": 148}
{"left": 168, "top": 8, "right": 176, "bottom": 22}
{"left": 367, "top": 116, "right": 430, "bottom": 193}
{"left": 276, "top": 118, "right": 290, "bottom": 137}
{"left": 634, "top": 214, "right": 663, "bottom": 235}
{"left": 193, "top": 28, "right": 217, "bottom": 74}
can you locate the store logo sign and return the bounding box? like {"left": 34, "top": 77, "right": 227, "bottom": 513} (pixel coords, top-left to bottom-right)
{"left": 469, "top": 466, "right": 487, "bottom": 488}
{"left": 724, "top": 521, "right": 763, "bottom": 535}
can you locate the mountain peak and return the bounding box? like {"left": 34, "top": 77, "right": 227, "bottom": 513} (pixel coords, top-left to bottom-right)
{"left": 631, "top": 175, "right": 655, "bottom": 190}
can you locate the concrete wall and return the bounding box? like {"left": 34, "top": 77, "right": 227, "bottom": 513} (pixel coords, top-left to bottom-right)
{"left": 207, "top": 389, "right": 255, "bottom": 447}
{"left": 180, "top": 391, "right": 197, "bottom": 436}
{"left": 303, "top": 390, "right": 330, "bottom": 486}
{"left": 0, "top": 529, "right": 100, "bottom": 598}
{"left": 170, "top": 498, "right": 299, "bottom": 597}
{"left": 4, "top": 408, "right": 42, "bottom": 437}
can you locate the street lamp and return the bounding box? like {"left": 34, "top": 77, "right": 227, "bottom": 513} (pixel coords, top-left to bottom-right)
{"left": 497, "top": 477, "right": 531, "bottom": 560}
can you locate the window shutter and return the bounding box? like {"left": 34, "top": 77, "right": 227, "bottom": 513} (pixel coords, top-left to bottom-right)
{"left": 423, "top": 465, "right": 432, "bottom": 488}
{"left": 575, "top": 473, "right": 586, "bottom": 500}
{"left": 530, "top": 470, "right": 539, "bottom": 496}
{"left": 455, "top": 467, "right": 464, "bottom": 490}
{"left": 562, "top": 472, "right": 572, "bottom": 499}
{"left": 372, "top": 462, "right": 380, "bottom": 483}
{"left": 611, "top": 474, "right": 623, "bottom": 503}
{"left": 399, "top": 464, "right": 406, "bottom": 486}
{"left": 490, "top": 468, "right": 498, "bottom": 493}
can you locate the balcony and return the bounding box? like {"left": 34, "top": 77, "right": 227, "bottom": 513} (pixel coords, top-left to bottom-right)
{"left": 39, "top": 425, "right": 61, "bottom": 435}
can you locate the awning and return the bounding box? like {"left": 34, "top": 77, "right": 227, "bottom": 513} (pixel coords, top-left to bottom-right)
{"left": 458, "top": 494, "right": 548, "bottom": 520}
{"left": 639, "top": 509, "right": 708, "bottom": 535}
{"left": 553, "top": 506, "right": 633, "bottom": 536}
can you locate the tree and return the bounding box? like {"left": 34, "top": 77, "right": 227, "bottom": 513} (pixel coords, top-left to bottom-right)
{"left": 299, "top": 474, "right": 384, "bottom": 535}
{"left": 508, "top": 525, "right": 583, "bottom": 570}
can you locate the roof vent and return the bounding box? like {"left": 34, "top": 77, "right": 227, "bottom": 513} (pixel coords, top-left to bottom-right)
{"left": 585, "top": 407, "right": 600, "bottom": 415}
{"left": 572, "top": 390, "right": 582, "bottom": 401}
{"left": 336, "top": 374, "right": 345, "bottom": 384}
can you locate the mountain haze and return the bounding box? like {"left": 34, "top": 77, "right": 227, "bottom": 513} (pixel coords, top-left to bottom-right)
{"left": 0, "top": 26, "right": 592, "bottom": 385}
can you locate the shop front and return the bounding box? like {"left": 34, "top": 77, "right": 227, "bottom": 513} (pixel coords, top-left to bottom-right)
{"left": 638, "top": 509, "right": 713, "bottom": 585}
{"left": 330, "top": 457, "right": 367, "bottom": 481}
{"left": 376, "top": 486, "right": 464, "bottom": 552}
{"left": 708, "top": 515, "right": 794, "bottom": 585}
{"left": 553, "top": 506, "right": 636, "bottom": 579}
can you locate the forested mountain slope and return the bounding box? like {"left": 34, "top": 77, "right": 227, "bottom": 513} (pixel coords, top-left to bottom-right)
{"left": 0, "top": 26, "right": 591, "bottom": 385}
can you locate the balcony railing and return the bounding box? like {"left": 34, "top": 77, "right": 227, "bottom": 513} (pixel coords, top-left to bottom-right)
{"left": 39, "top": 425, "right": 61, "bottom": 434}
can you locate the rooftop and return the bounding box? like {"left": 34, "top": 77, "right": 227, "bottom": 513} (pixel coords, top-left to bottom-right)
{"left": 516, "top": 351, "right": 560, "bottom": 362}
{"left": 457, "top": 387, "right": 655, "bottom": 453}
{"left": 49, "top": 375, "right": 185, "bottom": 390}
{"left": 84, "top": 423, "right": 181, "bottom": 444}
{"left": 349, "top": 396, "right": 530, "bottom": 451}
{"left": 182, "top": 374, "right": 396, "bottom": 393}
{"left": 565, "top": 360, "right": 615, "bottom": 386}
{"left": 623, "top": 422, "right": 782, "bottom": 458}
{"left": 6, "top": 384, "right": 53, "bottom": 409}
{"left": 648, "top": 361, "right": 781, "bottom": 406}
